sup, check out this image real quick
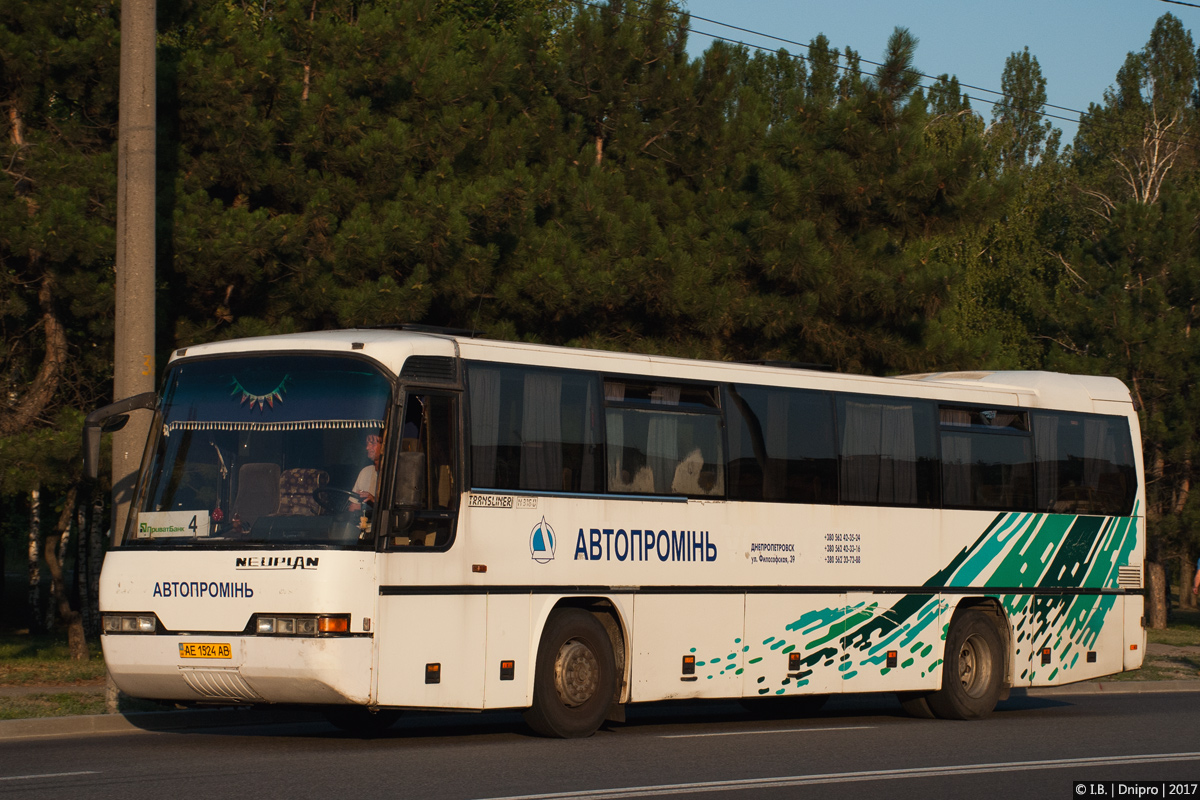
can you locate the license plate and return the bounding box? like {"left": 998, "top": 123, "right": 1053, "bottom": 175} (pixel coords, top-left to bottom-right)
{"left": 178, "top": 642, "right": 232, "bottom": 659}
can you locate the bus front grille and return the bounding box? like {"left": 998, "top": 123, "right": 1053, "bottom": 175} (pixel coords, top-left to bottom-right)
{"left": 179, "top": 666, "right": 263, "bottom": 702}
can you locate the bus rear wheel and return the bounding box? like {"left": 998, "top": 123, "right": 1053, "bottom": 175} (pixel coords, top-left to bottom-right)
{"left": 524, "top": 608, "right": 616, "bottom": 739}
{"left": 926, "top": 609, "right": 1004, "bottom": 720}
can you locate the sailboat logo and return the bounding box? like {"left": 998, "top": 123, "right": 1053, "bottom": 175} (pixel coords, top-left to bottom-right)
{"left": 530, "top": 517, "right": 556, "bottom": 564}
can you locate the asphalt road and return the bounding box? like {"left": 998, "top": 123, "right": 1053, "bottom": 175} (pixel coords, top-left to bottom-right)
{"left": 1, "top": 689, "right": 1198, "bottom": 800}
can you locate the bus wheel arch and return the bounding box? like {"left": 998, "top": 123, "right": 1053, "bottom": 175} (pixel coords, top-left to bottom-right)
{"left": 926, "top": 600, "right": 1009, "bottom": 720}
{"left": 524, "top": 600, "right": 625, "bottom": 738}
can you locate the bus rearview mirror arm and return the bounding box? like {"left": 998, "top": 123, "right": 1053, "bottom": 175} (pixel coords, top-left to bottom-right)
{"left": 83, "top": 392, "right": 158, "bottom": 480}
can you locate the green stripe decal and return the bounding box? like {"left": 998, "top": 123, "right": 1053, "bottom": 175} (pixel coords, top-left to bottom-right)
{"left": 688, "top": 508, "right": 1141, "bottom": 692}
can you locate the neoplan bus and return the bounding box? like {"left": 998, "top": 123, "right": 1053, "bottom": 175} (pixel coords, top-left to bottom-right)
{"left": 85, "top": 328, "right": 1146, "bottom": 737}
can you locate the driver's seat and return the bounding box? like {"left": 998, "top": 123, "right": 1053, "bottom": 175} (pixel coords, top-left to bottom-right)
{"left": 278, "top": 468, "right": 330, "bottom": 516}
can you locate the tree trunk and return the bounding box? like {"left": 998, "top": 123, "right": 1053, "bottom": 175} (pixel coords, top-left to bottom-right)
{"left": 76, "top": 501, "right": 90, "bottom": 632}
{"left": 0, "top": 274, "right": 68, "bottom": 437}
{"left": 27, "top": 487, "right": 42, "bottom": 632}
{"left": 1146, "top": 561, "right": 1168, "bottom": 629}
{"left": 43, "top": 485, "right": 88, "bottom": 660}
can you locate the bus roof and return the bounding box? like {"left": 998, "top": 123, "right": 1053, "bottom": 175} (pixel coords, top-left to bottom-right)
{"left": 169, "top": 329, "right": 1132, "bottom": 414}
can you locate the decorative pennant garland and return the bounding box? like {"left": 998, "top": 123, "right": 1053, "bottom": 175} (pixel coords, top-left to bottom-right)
{"left": 229, "top": 375, "right": 289, "bottom": 410}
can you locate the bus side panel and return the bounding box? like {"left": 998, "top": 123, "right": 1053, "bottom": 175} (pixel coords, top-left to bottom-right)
{"left": 837, "top": 591, "right": 944, "bottom": 694}
{"left": 483, "top": 594, "right": 531, "bottom": 709}
{"left": 630, "top": 594, "right": 745, "bottom": 702}
{"left": 374, "top": 594, "right": 486, "bottom": 708}
{"left": 742, "top": 594, "right": 845, "bottom": 697}
{"left": 1124, "top": 593, "right": 1145, "bottom": 671}
{"left": 1022, "top": 593, "right": 1125, "bottom": 686}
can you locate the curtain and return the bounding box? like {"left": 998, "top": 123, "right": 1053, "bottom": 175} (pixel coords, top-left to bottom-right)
{"left": 520, "top": 372, "right": 563, "bottom": 491}
{"left": 604, "top": 382, "right": 625, "bottom": 489}
{"left": 841, "top": 401, "right": 917, "bottom": 504}
{"left": 647, "top": 385, "right": 681, "bottom": 493}
{"left": 879, "top": 404, "right": 917, "bottom": 503}
{"left": 468, "top": 368, "right": 501, "bottom": 487}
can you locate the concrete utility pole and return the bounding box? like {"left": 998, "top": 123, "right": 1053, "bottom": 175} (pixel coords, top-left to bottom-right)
{"left": 112, "top": 0, "right": 157, "bottom": 540}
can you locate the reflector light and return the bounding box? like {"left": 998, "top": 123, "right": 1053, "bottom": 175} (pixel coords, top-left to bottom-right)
{"left": 1130, "top": 644, "right": 1138, "bottom": 651}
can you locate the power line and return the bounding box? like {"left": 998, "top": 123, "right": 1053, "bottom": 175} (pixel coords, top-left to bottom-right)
{"left": 1157, "top": 0, "right": 1200, "bottom": 10}
{"left": 568, "top": 0, "right": 1200, "bottom": 150}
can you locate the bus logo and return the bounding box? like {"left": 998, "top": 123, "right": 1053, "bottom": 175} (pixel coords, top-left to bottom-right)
{"left": 530, "top": 517, "right": 556, "bottom": 564}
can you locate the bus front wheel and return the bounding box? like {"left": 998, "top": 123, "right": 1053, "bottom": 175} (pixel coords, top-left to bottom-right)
{"left": 524, "top": 608, "right": 616, "bottom": 738}
{"left": 926, "top": 609, "right": 1004, "bottom": 720}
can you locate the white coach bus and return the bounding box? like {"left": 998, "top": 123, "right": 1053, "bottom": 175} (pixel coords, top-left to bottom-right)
{"left": 85, "top": 328, "right": 1146, "bottom": 737}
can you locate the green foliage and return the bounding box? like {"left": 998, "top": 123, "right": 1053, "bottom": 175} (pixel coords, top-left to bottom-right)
{"left": 7, "top": 1, "right": 1200, "bottom": 577}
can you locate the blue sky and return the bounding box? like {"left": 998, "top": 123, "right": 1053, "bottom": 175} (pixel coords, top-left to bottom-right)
{"left": 680, "top": 1, "right": 1193, "bottom": 141}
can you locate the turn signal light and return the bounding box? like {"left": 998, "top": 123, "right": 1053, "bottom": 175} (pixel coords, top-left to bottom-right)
{"left": 318, "top": 615, "right": 350, "bottom": 634}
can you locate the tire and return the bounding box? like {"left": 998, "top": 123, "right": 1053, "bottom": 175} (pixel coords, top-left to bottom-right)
{"left": 324, "top": 706, "right": 401, "bottom": 735}
{"left": 524, "top": 608, "right": 617, "bottom": 738}
{"left": 925, "top": 609, "right": 1005, "bottom": 720}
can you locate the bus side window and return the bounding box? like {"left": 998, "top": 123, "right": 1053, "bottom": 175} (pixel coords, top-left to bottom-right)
{"left": 837, "top": 396, "right": 939, "bottom": 507}
{"left": 466, "top": 363, "right": 603, "bottom": 494}
{"left": 1033, "top": 411, "right": 1136, "bottom": 516}
{"left": 725, "top": 385, "right": 837, "bottom": 504}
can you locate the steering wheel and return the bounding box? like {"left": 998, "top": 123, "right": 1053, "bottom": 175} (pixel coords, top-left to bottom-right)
{"left": 312, "top": 487, "right": 360, "bottom": 514}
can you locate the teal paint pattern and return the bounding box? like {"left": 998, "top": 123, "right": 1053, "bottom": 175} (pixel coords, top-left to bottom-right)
{"left": 692, "top": 507, "right": 1141, "bottom": 693}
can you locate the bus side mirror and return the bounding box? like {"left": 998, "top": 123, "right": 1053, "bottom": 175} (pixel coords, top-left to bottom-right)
{"left": 83, "top": 392, "right": 157, "bottom": 480}
{"left": 391, "top": 450, "right": 425, "bottom": 531}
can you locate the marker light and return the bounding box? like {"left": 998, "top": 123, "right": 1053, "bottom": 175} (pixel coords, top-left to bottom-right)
{"left": 318, "top": 615, "right": 350, "bottom": 634}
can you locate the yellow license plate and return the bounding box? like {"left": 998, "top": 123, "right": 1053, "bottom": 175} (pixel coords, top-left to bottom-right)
{"left": 178, "top": 642, "right": 232, "bottom": 659}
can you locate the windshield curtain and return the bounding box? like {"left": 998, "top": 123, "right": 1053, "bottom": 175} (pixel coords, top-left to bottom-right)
{"left": 127, "top": 354, "right": 392, "bottom": 548}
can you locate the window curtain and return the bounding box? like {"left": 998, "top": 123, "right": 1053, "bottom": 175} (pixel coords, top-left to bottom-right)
{"left": 469, "top": 368, "right": 501, "bottom": 487}
{"left": 879, "top": 404, "right": 917, "bottom": 503}
{"left": 605, "top": 382, "right": 626, "bottom": 490}
{"left": 841, "top": 401, "right": 882, "bottom": 502}
{"left": 647, "top": 385, "right": 681, "bottom": 493}
{"left": 841, "top": 401, "right": 917, "bottom": 504}
{"left": 520, "top": 372, "right": 563, "bottom": 491}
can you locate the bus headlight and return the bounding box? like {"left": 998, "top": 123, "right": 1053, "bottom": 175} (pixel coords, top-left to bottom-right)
{"left": 255, "top": 615, "right": 322, "bottom": 636}
{"left": 102, "top": 614, "right": 158, "bottom": 634}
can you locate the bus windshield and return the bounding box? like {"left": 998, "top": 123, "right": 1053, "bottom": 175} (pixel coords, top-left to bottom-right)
{"left": 125, "top": 354, "right": 392, "bottom": 548}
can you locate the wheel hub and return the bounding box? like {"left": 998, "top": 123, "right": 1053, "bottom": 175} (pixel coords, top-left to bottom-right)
{"left": 554, "top": 639, "right": 599, "bottom": 707}
{"left": 958, "top": 633, "right": 992, "bottom": 698}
